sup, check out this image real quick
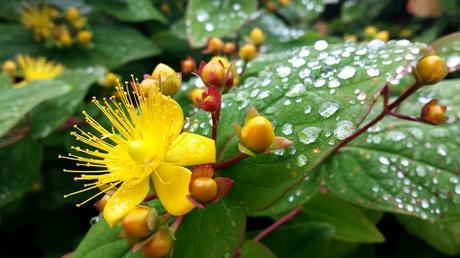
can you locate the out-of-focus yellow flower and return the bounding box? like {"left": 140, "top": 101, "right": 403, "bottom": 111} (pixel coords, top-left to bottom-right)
{"left": 71, "top": 16, "right": 87, "bottom": 30}
{"left": 20, "top": 5, "right": 57, "bottom": 42}
{"left": 364, "top": 26, "right": 378, "bottom": 38}
{"left": 100, "top": 72, "right": 120, "bottom": 88}
{"left": 77, "top": 30, "right": 92, "bottom": 44}
{"left": 16, "top": 55, "right": 64, "bottom": 86}
{"left": 375, "top": 30, "right": 390, "bottom": 42}
{"left": 65, "top": 7, "right": 80, "bottom": 22}
{"left": 2, "top": 60, "right": 16, "bottom": 77}
{"left": 344, "top": 34, "right": 358, "bottom": 42}
{"left": 60, "top": 85, "right": 216, "bottom": 227}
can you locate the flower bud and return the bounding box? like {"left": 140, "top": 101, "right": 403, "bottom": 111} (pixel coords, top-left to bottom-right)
{"left": 142, "top": 228, "right": 172, "bottom": 258}
{"left": 188, "top": 88, "right": 205, "bottom": 106}
{"left": 151, "top": 63, "right": 181, "bottom": 96}
{"left": 100, "top": 72, "right": 120, "bottom": 88}
{"left": 190, "top": 177, "right": 218, "bottom": 203}
{"left": 279, "top": 0, "right": 291, "bottom": 6}
{"left": 181, "top": 56, "right": 197, "bottom": 74}
{"left": 197, "top": 86, "right": 221, "bottom": 112}
{"left": 239, "top": 43, "right": 257, "bottom": 61}
{"left": 72, "top": 17, "right": 87, "bottom": 30}
{"left": 122, "top": 206, "right": 152, "bottom": 239}
{"left": 65, "top": 7, "right": 80, "bottom": 22}
{"left": 344, "top": 34, "right": 358, "bottom": 42}
{"left": 223, "top": 42, "right": 236, "bottom": 54}
{"left": 139, "top": 78, "right": 160, "bottom": 96}
{"left": 200, "top": 60, "right": 226, "bottom": 87}
{"left": 77, "top": 30, "right": 92, "bottom": 44}
{"left": 94, "top": 192, "right": 112, "bottom": 211}
{"left": 364, "top": 26, "right": 378, "bottom": 38}
{"left": 266, "top": 1, "right": 276, "bottom": 12}
{"left": 421, "top": 99, "right": 447, "bottom": 124}
{"left": 206, "top": 37, "right": 224, "bottom": 54}
{"left": 59, "top": 33, "right": 73, "bottom": 47}
{"left": 2, "top": 60, "right": 16, "bottom": 77}
{"left": 414, "top": 55, "right": 448, "bottom": 85}
{"left": 375, "top": 30, "right": 389, "bottom": 42}
{"left": 241, "top": 116, "right": 275, "bottom": 153}
{"left": 249, "top": 28, "right": 265, "bottom": 45}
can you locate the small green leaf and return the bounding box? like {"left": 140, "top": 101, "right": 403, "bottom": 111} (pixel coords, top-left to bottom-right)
{"left": 322, "top": 79, "right": 460, "bottom": 221}
{"left": 188, "top": 40, "right": 426, "bottom": 213}
{"left": 30, "top": 69, "right": 99, "bottom": 138}
{"left": 431, "top": 32, "right": 460, "bottom": 72}
{"left": 0, "top": 137, "right": 43, "bottom": 208}
{"left": 397, "top": 215, "right": 460, "bottom": 256}
{"left": 186, "top": 0, "right": 257, "bottom": 47}
{"left": 86, "top": 0, "right": 167, "bottom": 23}
{"left": 294, "top": 194, "right": 385, "bottom": 243}
{"left": 0, "top": 80, "right": 71, "bottom": 137}
{"left": 240, "top": 240, "right": 277, "bottom": 258}
{"left": 173, "top": 198, "right": 246, "bottom": 258}
{"left": 261, "top": 222, "right": 335, "bottom": 258}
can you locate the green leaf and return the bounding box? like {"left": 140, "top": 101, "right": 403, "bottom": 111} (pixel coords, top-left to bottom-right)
{"left": 0, "top": 80, "right": 71, "bottom": 137}
{"left": 0, "top": 24, "right": 161, "bottom": 69}
{"left": 0, "top": 137, "right": 43, "bottom": 208}
{"left": 322, "top": 79, "right": 460, "bottom": 221}
{"left": 261, "top": 222, "right": 335, "bottom": 258}
{"left": 294, "top": 194, "right": 385, "bottom": 243}
{"left": 397, "top": 215, "right": 460, "bottom": 256}
{"left": 0, "top": 72, "right": 13, "bottom": 91}
{"left": 240, "top": 240, "right": 277, "bottom": 258}
{"left": 30, "top": 69, "right": 100, "bottom": 138}
{"left": 86, "top": 0, "right": 167, "bottom": 23}
{"left": 188, "top": 40, "right": 426, "bottom": 213}
{"left": 341, "top": 0, "right": 392, "bottom": 24}
{"left": 431, "top": 32, "right": 460, "bottom": 72}
{"left": 173, "top": 198, "right": 246, "bottom": 258}
{"left": 278, "top": 0, "right": 326, "bottom": 22}
{"left": 186, "top": 0, "right": 257, "bottom": 47}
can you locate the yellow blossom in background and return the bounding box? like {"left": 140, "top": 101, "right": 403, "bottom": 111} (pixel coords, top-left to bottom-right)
{"left": 20, "top": 5, "right": 57, "bottom": 41}
{"left": 60, "top": 85, "right": 216, "bottom": 227}
{"left": 16, "top": 55, "right": 64, "bottom": 86}
{"left": 100, "top": 72, "right": 120, "bottom": 88}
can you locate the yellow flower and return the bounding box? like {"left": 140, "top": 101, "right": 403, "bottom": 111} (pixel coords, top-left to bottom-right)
{"left": 16, "top": 55, "right": 64, "bottom": 86}
{"left": 60, "top": 85, "right": 216, "bottom": 227}
{"left": 20, "top": 5, "right": 57, "bottom": 42}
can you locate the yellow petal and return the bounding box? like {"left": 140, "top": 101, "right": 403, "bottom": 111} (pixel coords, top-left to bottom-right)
{"left": 165, "top": 132, "right": 216, "bottom": 166}
{"left": 152, "top": 164, "right": 194, "bottom": 216}
{"left": 103, "top": 178, "right": 149, "bottom": 227}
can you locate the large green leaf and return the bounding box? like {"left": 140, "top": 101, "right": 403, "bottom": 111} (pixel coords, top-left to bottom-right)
{"left": 261, "top": 222, "right": 335, "bottom": 258}
{"left": 187, "top": 40, "right": 426, "bottom": 213}
{"left": 86, "top": 0, "right": 167, "bottom": 23}
{"left": 431, "top": 32, "right": 460, "bottom": 72}
{"left": 341, "top": 0, "right": 392, "bottom": 24}
{"left": 0, "top": 24, "right": 160, "bottom": 69}
{"left": 186, "top": 0, "right": 257, "bottom": 47}
{"left": 0, "top": 72, "right": 13, "bottom": 91}
{"left": 173, "top": 199, "right": 246, "bottom": 258}
{"left": 294, "top": 194, "right": 385, "bottom": 243}
{"left": 30, "top": 69, "right": 100, "bottom": 138}
{"left": 278, "top": 0, "right": 326, "bottom": 23}
{"left": 240, "top": 240, "right": 277, "bottom": 258}
{"left": 0, "top": 137, "right": 44, "bottom": 208}
{"left": 322, "top": 79, "right": 460, "bottom": 221}
{"left": 397, "top": 215, "right": 460, "bottom": 256}
{"left": 0, "top": 80, "right": 71, "bottom": 137}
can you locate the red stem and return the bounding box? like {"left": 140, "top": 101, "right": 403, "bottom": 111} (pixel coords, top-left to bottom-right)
{"left": 212, "top": 112, "right": 218, "bottom": 141}
{"left": 388, "top": 112, "right": 422, "bottom": 122}
{"left": 170, "top": 216, "right": 184, "bottom": 233}
{"left": 254, "top": 207, "right": 303, "bottom": 242}
{"left": 213, "top": 153, "right": 248, "bottom": 169}
{"left": 143, "top": 194, "right": 157, "bottom": 202}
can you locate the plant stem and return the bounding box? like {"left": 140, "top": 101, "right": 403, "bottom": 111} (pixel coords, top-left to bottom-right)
{"left": 171, "top": 216, "right": 184, "bottom": 233}
{"left": 388, "top": 112, "right": 421, "bottom": 122}
{"left": 254, "top": 207, "right": 303, "bottom": 242}
{"left": 212, "top": 112, "right": 218, "bottom": 141}
{"left": 213, "top": 152, "right": 248, "bottom": 169}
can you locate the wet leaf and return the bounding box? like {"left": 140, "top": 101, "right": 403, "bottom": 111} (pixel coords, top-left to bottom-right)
{"left": 431, "top": 32, "right": 460, "bottom": 72}
{"left": 322, "top": 79, "right": 460, "bottom": 221}
{"left": 186, "top": 0, "right": 257, "bottom": 47}
{"left": 278, "top": 0, "right": 326, "bottom": 23}
{"left": 86, "top": 0, "right": 167, "bottom": 23}
{"left": 240, "top": 240, "right": 277, "bottom": 258}
{"left": 0, "top": 80, "right": 71, "bottom": 137}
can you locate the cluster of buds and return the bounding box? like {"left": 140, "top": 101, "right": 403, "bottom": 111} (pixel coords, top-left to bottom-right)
{"left": 20, "top": 5, "right": 93, "bottom": 48}
{"left": 118, "top": 206, "right": 173, "bottom": 258}
{"left": 138, "top": 63, "right": 182, "bottom": 97}
{"left": 363, "top": 26, "right": 390, "bottom": 42}
{"left": 265, "top": 0, "right": 291, "bottom": 11}
{"left": 234, "top": 107, "right": 292, "bottom": 156}
{"left": 203, "top": 37, "right": 237, "bottom": 56}
{"left": 239, "top": 27, "right": 264, "bottom": 61}
{"left": 187, "top": 165, "right": 233, "bottom": 207}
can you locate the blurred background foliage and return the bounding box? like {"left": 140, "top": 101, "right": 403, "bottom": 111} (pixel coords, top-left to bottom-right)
{"left": 0, "top": 0, "right": 459, "bottom": 258}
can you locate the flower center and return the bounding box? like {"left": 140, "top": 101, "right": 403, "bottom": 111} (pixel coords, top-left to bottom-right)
{"left": 127, "top": 140, "right": 158, "bottom": 164}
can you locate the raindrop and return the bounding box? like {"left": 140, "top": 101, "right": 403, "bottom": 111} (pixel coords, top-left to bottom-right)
{"left": 314, "top": 78, "right": 326, "bottom": 88}
{"left": 319, "top": 102, "right": 339, "bottom": 118}
{"left": 314, "top": 40, "right": 328, "bottom": 51}
{"left": 334, "top": 120, "right": 354, "bottom": 140}
{"left": 338, "top": 66, "right": 356, "bottom": 80}
{"left": 286, "top": 83, "right": 307, "bottom": 97}
{"left": 205, "top": 23, "right": 214, "bottom": 31}
{"left": 282, "top": 123, "right": 293, "bottom": 135}
{"left": 366, "top": 68, "right": 380, "bottom": 77}
{"left": 298, "top": 127, "right": 322, "bottom": 144}
{"left": 296, "top": 154, "right": 308, "bottom": 167}
{"left": 304, "top": 105, "right": 312, "bottom": 114}
{"left": 379, "top": 156, "right": 390, "bottom": 165}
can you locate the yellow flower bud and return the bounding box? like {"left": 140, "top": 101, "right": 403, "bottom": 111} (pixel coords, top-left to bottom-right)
{"left": 121, "top": 206, "right": 152, "bottom": 239}
{"left": 190, "top": 177, "right": 218, "bottom": 203}
{"left": 375, "top": 30, "right": 389, "bottom": 42}
{"left": 241, "top": 116, "right": 275, "bottom": 153}
{"left": 142, "top": 228, "right": 172, "bottom": 258}
{"left": 210, "top": 56, "right": 230, "bottom": 70}
{"left": 223, "top": 42, "right": 236, "bottom": 54}
{"left": 364, "top": 26, "right": 378, "bottom": 38}
{"left": 239, "top": 43, "right": 257, "bottom": 61}
{"left": 72, "top": 17, "right": 87, "bottom": 30}
{"left": 266, "top": 1, "right": 276, "bottom": 12}
{"left": 200, "top": 60, "right": 226, "bottom": 86}
{"left": 279, "top": 0, "right": 291, "bottom": 6}
{"left": 2, "top": 60, "right": 16, "bottom": 77}
{"left": 100, "top": 72, "right": 119, "bottom": 88}
{"left": 421, "top": 99, "right": 447, "bottom": 124}
{"left": 151, "top": 63, "right": 181, "bottom": 96}
{"left": 77, "top": 30, "right": 92, "bottom": 44}
{"left": 139, "top": 78, "right": 160, "bottom": 96}
{"left": 65, "top": 7, "right": 80, "bottom": 22}
{"left": 206, "top": 37, "right": 224, "bottom": 54}
{"left": 188, "top": 88, "right": 205, "bottom": 106}
{"left": 249, "top": 27, "right": 265, "bottom": 45}
{"left": 59, "top": 33, "right": 73, "bottom": 47}
{"left": 152, "top": 63, "right": 176, "bottom": 81}
{"left": 414, "top": 55, "right": 448, "bottom": 85}
{"left": 344, "top": 34, "right": 358, "bottom": 42}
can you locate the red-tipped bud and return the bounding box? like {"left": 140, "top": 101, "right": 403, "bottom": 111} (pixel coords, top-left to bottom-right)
{"left": 197, "top": 85, "right": 221, "bottom": 113}
{"left": 421, "top": 99, "right": 447, "bottom": 124}
{"left": 181, "top": 56, "right": 197, "bottom": 74}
